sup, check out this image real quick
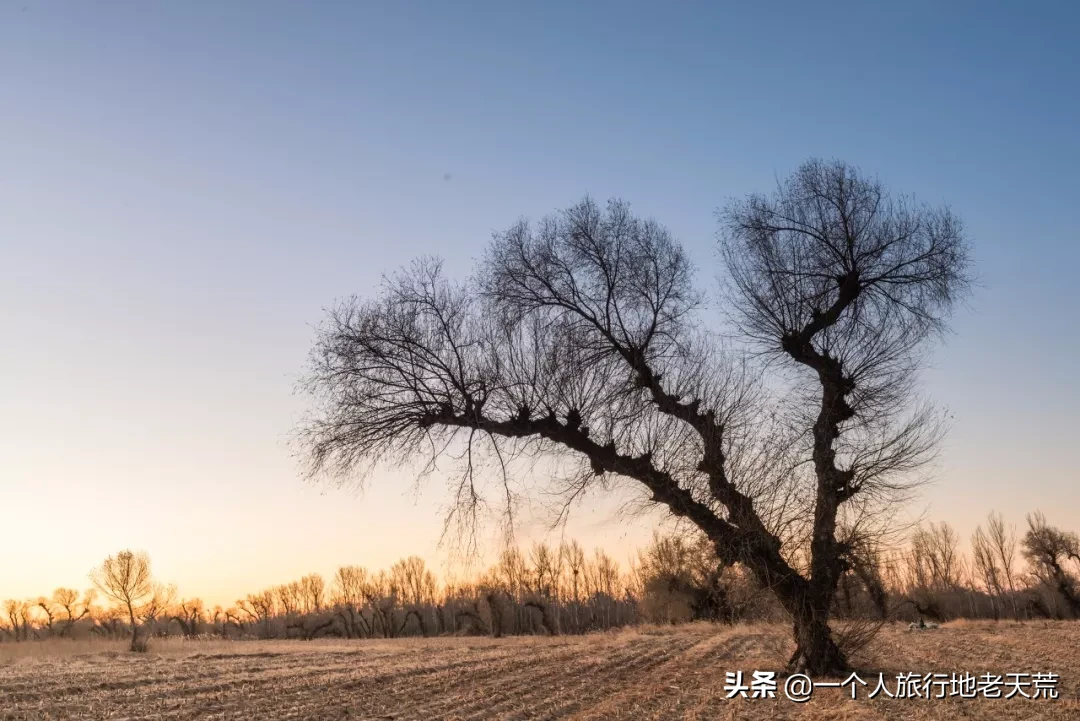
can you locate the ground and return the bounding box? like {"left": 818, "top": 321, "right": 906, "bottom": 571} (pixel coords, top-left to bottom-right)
{"left": 1, "top": 621, "right": 1077, "bottom": 720}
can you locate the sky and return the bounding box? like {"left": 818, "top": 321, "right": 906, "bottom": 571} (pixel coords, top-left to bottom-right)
{"left": 1, "top": 1, "right": 1077, "bottom": 608}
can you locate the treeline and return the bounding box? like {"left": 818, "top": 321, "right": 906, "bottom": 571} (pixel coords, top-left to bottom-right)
{"left": 870, "top": 511, "right": 1080, "bottom": 623}
{"left": 3, "top": 510, "right": 1079, "bottom": 647}
{"left": 0, "top": 534, "right": 773, "bottom": 647}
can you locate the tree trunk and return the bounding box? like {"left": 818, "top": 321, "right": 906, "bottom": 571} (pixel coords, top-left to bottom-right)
{"left": 788, "top": 609, "right": 846, "bottom": 676}
{"left": 486, "top": 593, "right": 504, "bottom": 638}
{"left": 126, "top": 603, "right": 139, "bottom": 652}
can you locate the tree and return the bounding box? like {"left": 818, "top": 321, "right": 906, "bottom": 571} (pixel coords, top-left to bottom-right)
{"left": 141, "top": 583, "right": 176, "bottom": 631}
{"left": 971, "top": 524, "right": 1004, "bottom": 617}
{"left": 985, "top": 511, "right": 1019, "bottom": 620}
{"left": 912, "top": 522, "right": 964, "bottom": 592}
{"left": 35, "top": 596, "right": 58, "bottom": 636}
{"left": 298, "top": 159, "right": 970, "bottom": 673}
{"left": 528, "top": 543, "right": 560, "bottom": 599}
{"left": 332, "top": 565, "right": 373, "bottom": 638}
{"left": 635, "top": 531, "right": 733, "bottom": 623}
{"left": 171, "top": 598, "right": 205, "bottom": 637}
{"left": 275, "top": 581, "right": 303, "bottom": 618}
{"left": 91, "top": 550, "right": 154, "bottom": 651}
{"left": 390, "top": 557, "right": 437, "bottom": 606}
{"left": 584, "top": 549, "right": 622, "bottom": 601}
{"left": 971, "top": 512, "right": 1020, "bottom": 620}
{"left": 3, "top": 599, "right": 32, "bottom": 641}
{"left": 560, "top": 541, "right": 586, "bottom": 603}
{"left": 51, "top": 588, "right": 94, "bottom": 637}
{"left": 237, "top": 590, "right": 276, "bottom": 638}
{"left": 1022, "top": 512, "right": 1080, "bottom": 616}
{"left": 298, "top": 573, "right": 326, "bottom": 614}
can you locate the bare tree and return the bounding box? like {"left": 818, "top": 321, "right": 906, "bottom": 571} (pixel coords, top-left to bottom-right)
{"left": 635, "top": 530, "right": 733, "bottom": 623}
{"left": 900, "top": 522, "right": 968, "bottom": 620}
{"left": 299, "top": 573, "right": 326, "bottom": 614}
{"left": 237, "top": 589, "right": 276, "bottom": 638}
{"left": 719, "top": 161, "right": 969, "bottom": 667}
{"left": 332, "top": 565, "right": 373, "bottom": 638}
{"left": 3, "top": 599, "right": 33, "bottom": 641}
{"left": 971, "top": 525, "right": 1003, "bottom": 618}
{"left": 275, "top": 582, "right": 302, "bottom": 618}
{"left": 141, "top": 583, "right": 176, "bottom": 632}
{"left": 390, "top": 557, "right": 437, "bottom": 607}
{"left": 51, "top": 588, "right": 94, "bottom": 637}
{"left": 171, "top": 598, "right": 205, "bottom": 637}
{"left": 90, "top": 550, "right": 154, "bottom": 651}
{"left": 35, "top": 596, "right": 57, "bottom": 636}
{"left": 584, "top": 549, "right": 622, "bottom": 601}
{"left": 914, "top": 522, "right": 965, "bottom": 591}
{"left": 489, "top": 548, "right": 529, "bottom": 599}
{"left": 986, "top": 511, "right": 1019, "bottom": 619}
{"left": 838, "top": 537, "right": 890, "bottom": 620}
{"left": 298, "top": 160, "right": 970, "bottom": 673}
{"left": 560, "top": 540, "right": 586, "bottom": 603}
{"left": 528, "top": 543, "right": 560, "bottom": 599}
{"left": 1022, "top": 512, "right": 1080, "bottom": 616}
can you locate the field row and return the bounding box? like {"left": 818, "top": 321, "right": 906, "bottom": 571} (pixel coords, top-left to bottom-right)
{"left": 2, "top": 622, "right": 1078, "bottom": 719}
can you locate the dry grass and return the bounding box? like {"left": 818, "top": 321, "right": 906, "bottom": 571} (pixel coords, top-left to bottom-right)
{"left": 1, "top": 621, "right": 1077, "bottom": 719}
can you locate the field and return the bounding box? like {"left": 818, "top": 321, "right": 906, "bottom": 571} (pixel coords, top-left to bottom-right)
{"left": 2, "top": 622, "right": 1077, "bottom": 720}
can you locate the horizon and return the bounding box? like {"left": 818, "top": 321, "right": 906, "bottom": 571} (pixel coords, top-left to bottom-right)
{"left": 4, "top": 506, "right": 1058, "bottom": 611}
{"left": 3, "top": 1, "right": 1078, "bottom": 610}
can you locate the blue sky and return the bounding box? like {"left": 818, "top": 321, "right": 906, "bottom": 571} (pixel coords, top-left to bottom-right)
{"left": 1, "top": 1, "right": 1077, "bottom": 605}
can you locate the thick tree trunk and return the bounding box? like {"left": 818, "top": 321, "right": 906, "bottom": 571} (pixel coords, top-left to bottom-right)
{"left": 788, "top": 610, "right": 846, "bottom": 676}
{"left": 126, "top": 604, "right": 139, "bottom": 652}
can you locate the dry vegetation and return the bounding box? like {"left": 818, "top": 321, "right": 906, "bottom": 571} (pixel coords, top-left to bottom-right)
{"left": 2, "top": 621, "right": 1077, "bottom": 720}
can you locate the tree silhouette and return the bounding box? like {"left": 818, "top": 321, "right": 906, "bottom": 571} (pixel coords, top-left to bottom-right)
{"left": 298, "top": 159, "right": 971, "bottom": 673}
{"left": 91, "top": 550, "right": 154, "bottom": 651}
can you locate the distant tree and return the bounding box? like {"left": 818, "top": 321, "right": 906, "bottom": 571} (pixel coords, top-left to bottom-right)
{"left": 275, "top": 581, "right": 303, "bottom": 618}
{"left": 332, "top": 565, "right": 373, "bottom": 638}
{"left": 985, "top": 511, "right": 1020, "bottom": 619}
{"left": 390, "top": 557, "right": 437, "bottom": 606}
{"left": 170, "top": 598, "right": 205, "bottom": 637}
{"left": 35, "top": 596, "right": 57, "bottom": 636}
{"left": 840, "top": 538, "right": 889, "bottom": 619}
{"left": 1022, "top": 512, "right": 1080, "bottom": 616}
{"left": 209, "top": 605, "right": 225, "bottom": 635}
{"left": 584, "top": 549, "right": 621, "bottom": 600}
{"left": 223, "top": 607, "right": 246, "bottom": 633}
{"left": 89, "top": 605, "right": 124, "bottom": 639}
{"left": 912, "top": 522, "right": 965, "bottom": 591}
{"left": 528, "top": 543, "right": 560, "bottom": 599}
{"left": 363, "top": 570, "right": 396, "bottom": 637}
{"left": 299, "top": 574, "right": 326, "bottom": 614}
{"left": 971, "top": 524, "right": 1004, "bottom": 617}
{"left": 237, "top": 590, "right": 276, "bottom": 638}
{"left": 298, "top": 160, "right": 971, "bottom": 673}
{"left": 970, "top": 512, "right": 1020, "bottom": 620}
{"left": 90, "top": 550, "right": 154, "bottom": 651}
{"left": 635, "top": 531, "right": 733, "bottom": 623}
{"left": 560, "top": 541, "right": 586, "bottom": 603}
{"left": 3, "top": 599, "right": 33, "bottom": 641}
{"left": 488, "top": 548, "right": 529, "bottom": 599}
{"left": 901, "top": 522, "right": 967, "bottom": 620}
{"left": 51, "top": 588, "right": 94, "bottom": 637}
{"left": 141, "top": 583, "right": 176, "bottom": 632}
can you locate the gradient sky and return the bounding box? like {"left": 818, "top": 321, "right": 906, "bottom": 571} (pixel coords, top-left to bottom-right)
{"left": 2, "top": 1, "right": 1077, "bottom": 608}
